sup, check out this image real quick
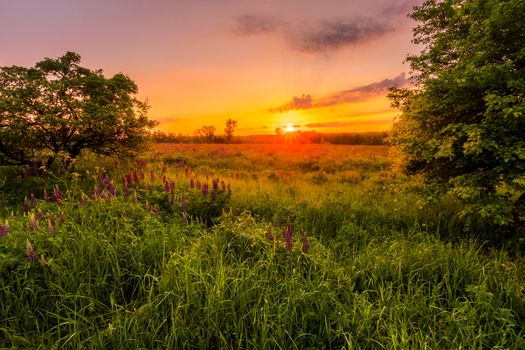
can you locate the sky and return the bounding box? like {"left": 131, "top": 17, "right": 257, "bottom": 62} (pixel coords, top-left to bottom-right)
{"left": 0, "top": 0, "right": 422, "bottom": 135}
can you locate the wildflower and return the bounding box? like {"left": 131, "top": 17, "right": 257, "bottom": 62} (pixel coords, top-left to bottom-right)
{"left": 300, "top": 230, "right": 310, "bottom": 253}
{"left": 283, "top": 224, "right": 293, "bottom": 251}
{"left": 211, "top": 190, "right": 216, "bottom": 201}
{"left": 133, "top": 190, "right": 139, "bottom": 204}
{"left": 190, "top": 178, "right": 195, "bottom": 189}
{"left": 28, "top": 215, "right": 39, "bottom": 232}
{"left": 93, "top": 187, "right": 100, "bottom": 200}
{"left": 150, "top": 171, "right": 155, "bottom": 182}
{"left": 0, "top": 221, "right": 9, "bottom": 237}
{"left": 58, "top": 211, "right": 65, "bottom": 224}
{"left": 164, "top": 180, "right": 170, "bottom": 193}
{"left": 25, "top": 241, "right": 38, "bottom": 262}
{"left": 30, "top": 193, "right": 37, "bottom": 205}
{"left": 23, "top": 198, "right": 30, "bottom": 214}
{"left": 221, "top": 181, "right": 226, "bottom": 192}
{"left": 47, "top": 216, "right": 56, "bottom": 236}
{"left": 123, "top": 182, "right": 130, "bottom": 198}
{"left": 202, "top": 183, "right": 209, "bottom": 196}
{"left": 53, "top": 185, "right": 63, "bottom": 203}
{"left": 212, "top": 178, "right": 219, "bottom": 191}
{"left": 133, "top": 170, "right": 139, "bottom": 183}
{"left": 196, "top": 180, "right": 202, "bottom": 190}
{"left": 125, "top": 172, "right": 133, "bottom": 185}
{"left": 170, "top": 181, "right": 175, "bottom": 193}
{"left": 43, "top": 190, "right": 50, "bottom": 202}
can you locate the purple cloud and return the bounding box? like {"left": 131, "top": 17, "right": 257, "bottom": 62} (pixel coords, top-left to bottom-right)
{"left": 270, "top": 73, "right": 410, "bottom": 113}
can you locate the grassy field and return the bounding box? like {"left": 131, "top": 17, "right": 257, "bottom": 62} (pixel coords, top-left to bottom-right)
{"left": 1, "top": 143, "right": 524, "bottom": 349}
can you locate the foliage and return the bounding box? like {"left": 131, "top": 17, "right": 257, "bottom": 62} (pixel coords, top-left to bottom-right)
{"left": 194, "top": 125, "right": 216, "bottom": 143}
{"left": 224, "top": 118, "right": 238, "bottom": 143}
{"left": 0, "top": 52, "right": 156, "bottom": 166}
{"left": 388, "top": 0, "right": 525, "bottom": 225}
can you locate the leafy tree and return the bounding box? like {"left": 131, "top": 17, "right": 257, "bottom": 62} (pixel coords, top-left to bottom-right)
{"left": 389, "top": 0, "right": 525, "bottom": 225}
{"left": 0, "top": 52, "right": 156, "bottom": 166}
{"left": 224, "top": 118, "right": 238, "bottom": 143}
{"left": 194, "top": 126, "right": 216, "bottom": 143}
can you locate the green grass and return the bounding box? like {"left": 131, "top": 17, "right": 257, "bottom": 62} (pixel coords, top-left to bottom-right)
{"left": 1, "top": 144, "right": 524, "bottom": 348}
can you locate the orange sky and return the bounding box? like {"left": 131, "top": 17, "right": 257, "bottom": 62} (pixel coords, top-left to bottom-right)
{"left": 0, "top": 0, "right": 422, "bottom": 135}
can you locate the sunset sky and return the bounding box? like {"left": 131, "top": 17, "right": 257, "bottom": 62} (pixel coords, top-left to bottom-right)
{"left": 0, "top": 0, "right": 421, "bottom": 135}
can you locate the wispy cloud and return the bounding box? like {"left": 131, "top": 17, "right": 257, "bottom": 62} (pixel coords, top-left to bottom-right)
{"left": 292, "top": 18, "right": 392, "bottom": 54}
{"left": 305, "top": 119, "right": 390, "bottom": 128}
{"left": 234, "top": 15, "right": 286, "bottom": 35}
{"left": 270, "top": 73, "right": 409, "bottom": 113}
{"left": 234, "top": 1, "right": 420, "bottom": 54}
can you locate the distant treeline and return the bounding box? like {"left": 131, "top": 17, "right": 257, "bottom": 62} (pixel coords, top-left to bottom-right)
{"left": 151, "top": 131, "right": 387, "bottom": 145}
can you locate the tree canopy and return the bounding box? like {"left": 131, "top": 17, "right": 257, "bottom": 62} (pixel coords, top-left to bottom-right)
{"left": 389, "top": 0, "right": 525, "bottom": 225}
{"left": 0, "top": 52, "right": 157, "bottom": 166}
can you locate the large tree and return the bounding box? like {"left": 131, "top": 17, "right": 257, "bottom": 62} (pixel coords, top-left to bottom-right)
{"left": 0, "top": 52, "right": 157, "bottom": 166}
{"left": 224, "top": 118, "right": 238, "bottom": 143}
{"left": 389, "top": 0, "right": 525, "bottom": 225}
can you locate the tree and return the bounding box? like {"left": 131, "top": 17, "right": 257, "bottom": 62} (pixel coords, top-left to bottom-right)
{"left": 194, "top": 126, "right": 216, "bottom": 143}
{"left": 389, "top": 0, "right": 525, "bottom": 225}
{"left": 0, "top": 52, "right": 157, "bottom": 166}
{"left": 224, "top": 118, "right": 238, "bottom": 143}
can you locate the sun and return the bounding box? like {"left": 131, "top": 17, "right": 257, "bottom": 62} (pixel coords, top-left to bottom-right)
{"left": 284, "top": 123, "right": 296, "bottom": 133}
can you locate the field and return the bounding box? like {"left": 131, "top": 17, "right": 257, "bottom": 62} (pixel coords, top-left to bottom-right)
{"left": 1, "top": 143, "right": 524, "bottom": 349}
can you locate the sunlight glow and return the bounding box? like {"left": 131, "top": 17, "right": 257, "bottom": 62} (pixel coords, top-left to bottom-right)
{"left": 285, "top": 123, "right": 296, "bottom": 133}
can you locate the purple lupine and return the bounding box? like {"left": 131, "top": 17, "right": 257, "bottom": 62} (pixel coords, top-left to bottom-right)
{"left": 47, "top": 216, "right": 56, "bottom": 236}
{"left": 33, "top": 160, "right": 41, "bottom": 176}
{"left": 179, "top": 199, "right": 185, "bottom": 212}
{"left": 25, "top": 241, "right": 38, "bottom": 262}
{"left": 211, "top": 190, "right": 216, "bottom": 201}
{"left": 140, "top": 171, "right": 145, "bottom": 181}
{"left": 123, "top": 182, "right": 130, "bottom": 198}
{"left": 212, "top": 178, "right": 219, "bottom": 191}
{"left": 283, "top": 224, "right": 293, "bottom": 251}
{"left": 170, "top": 181, "right": 175, "bottom": 193}
{"left": 300, "top": 230, "right": 310, "bottom": 253}
{"left": 125, "top": 172, "right": 133, "bottom": 185}
{"left": 43, "top": 189, "right": 50, "bottom": 203}
{"left": 202, "top": 183, "right": 209, "bottom": 196}
{"left": 196, "top": 180, "right": 202, "bottom": 190}
{"left": 190, "top": 178, "right": 195, "bottom": 189}
{"left": 93, "top": 187, "right": 100, "bottom": 200}
{"left": 30, "top": 193, "right": 37, "bottom": 205}
{"left": 53, "top": 185, "right": 63, "bottom": 203}
{"left": 80, "top": 193, "right": 89, "bottom": 206}
{"left": 35, "top": 208, "right": 45, "bottom": 220}
{"left": 164, "top": 180, "right": 170, "bottom": 193}
{"left": 28, "top": 215, "right": 39, "bottom": 232}
{"left": 221, "top": 181, "right": 226, "bottom": 192}
{"left": 23, "top": 199, "right": 30, "bottom": 214}
{"left": 0, "top": 222, "right": 9, "bottom": 237}
{"left": 133, "top": 170, "right": 139, "bottom": 183}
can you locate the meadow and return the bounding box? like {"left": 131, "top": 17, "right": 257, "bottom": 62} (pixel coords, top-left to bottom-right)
{"left": 1, "top": 143, "right": 524, "bottom": 349}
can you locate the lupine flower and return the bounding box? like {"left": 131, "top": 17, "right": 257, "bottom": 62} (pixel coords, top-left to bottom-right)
{"left": 211, "top": 190, "right": 216, "bottom": 201}
{"left": 179, "top": 199, "right": 185, "bottom": 211}
{"left": 25, "top": 241, "right": 38, "bottom": 262}
{"left": 23, "top": 198, "right": 30, "bottom": 214}
{"left": 133, "top": 170, "right": 139, "bottom": 183}
{"left": 125, "top": 172, "right": 133, "bottom": 185}
{"left": 43, "top": 189, "right": 50, "bottom": 203}
{"left": 53, "top": 185, "right": 63, "bottom": 203}
{"left": 93, "top": 187, "right": 100, "bottom": 200}
{"left": 190, "top": 178, "right": 195, "bottom": 189}
{"left": 36, "top": 208, "right": 45, "bottom": 219}
{"left": 164, "top": 180, "right": 170, "bottom": 193}
{"left": 283, "top": 224, "right": 293, "bottom": 251}
{"left": 30, "top": 193, "right": 37, "bottom": 205}
{"left": 28, "top": 215, "right": 39, "bottom": 232}
{"left": 170, "top": 181, "right": 175, "bottom": 193}
{"left": 123, "top": 182, "right": 130, "bottom": 198}
{"left": 202, "top": 183, "right": 209, "bottom": 196}
{"left": 196, "top": 180, "right": 202, "bottom": 190}
{"left": 33, "top": 160, "right": 41, "bottom": 176}
{"left": 47, "top": 216, "right": 56, "bottom": 236}
{"left": 140, "top": 172, "right": 145, "bottom": 181}
{"left": 300, "top": 230, "right": 310, "bottom": 253}
{"left": 221, "top": 181, "right": 226, "bottom": 192}
{"left": 0, "top": 222, "right": 9, "bottom": 237}
{"left": 80, "top": 193, "right": 89, "bottom": 206}
{"left": 212, "top": 178, "right": 219, "bottom": 191}
{"left": 133, "top": 191, "right": 139, "bottom": 204}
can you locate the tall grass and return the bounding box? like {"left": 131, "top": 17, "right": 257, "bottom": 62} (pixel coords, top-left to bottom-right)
{"left": 1, "top": 144, "right": 524, "bottom": 348}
